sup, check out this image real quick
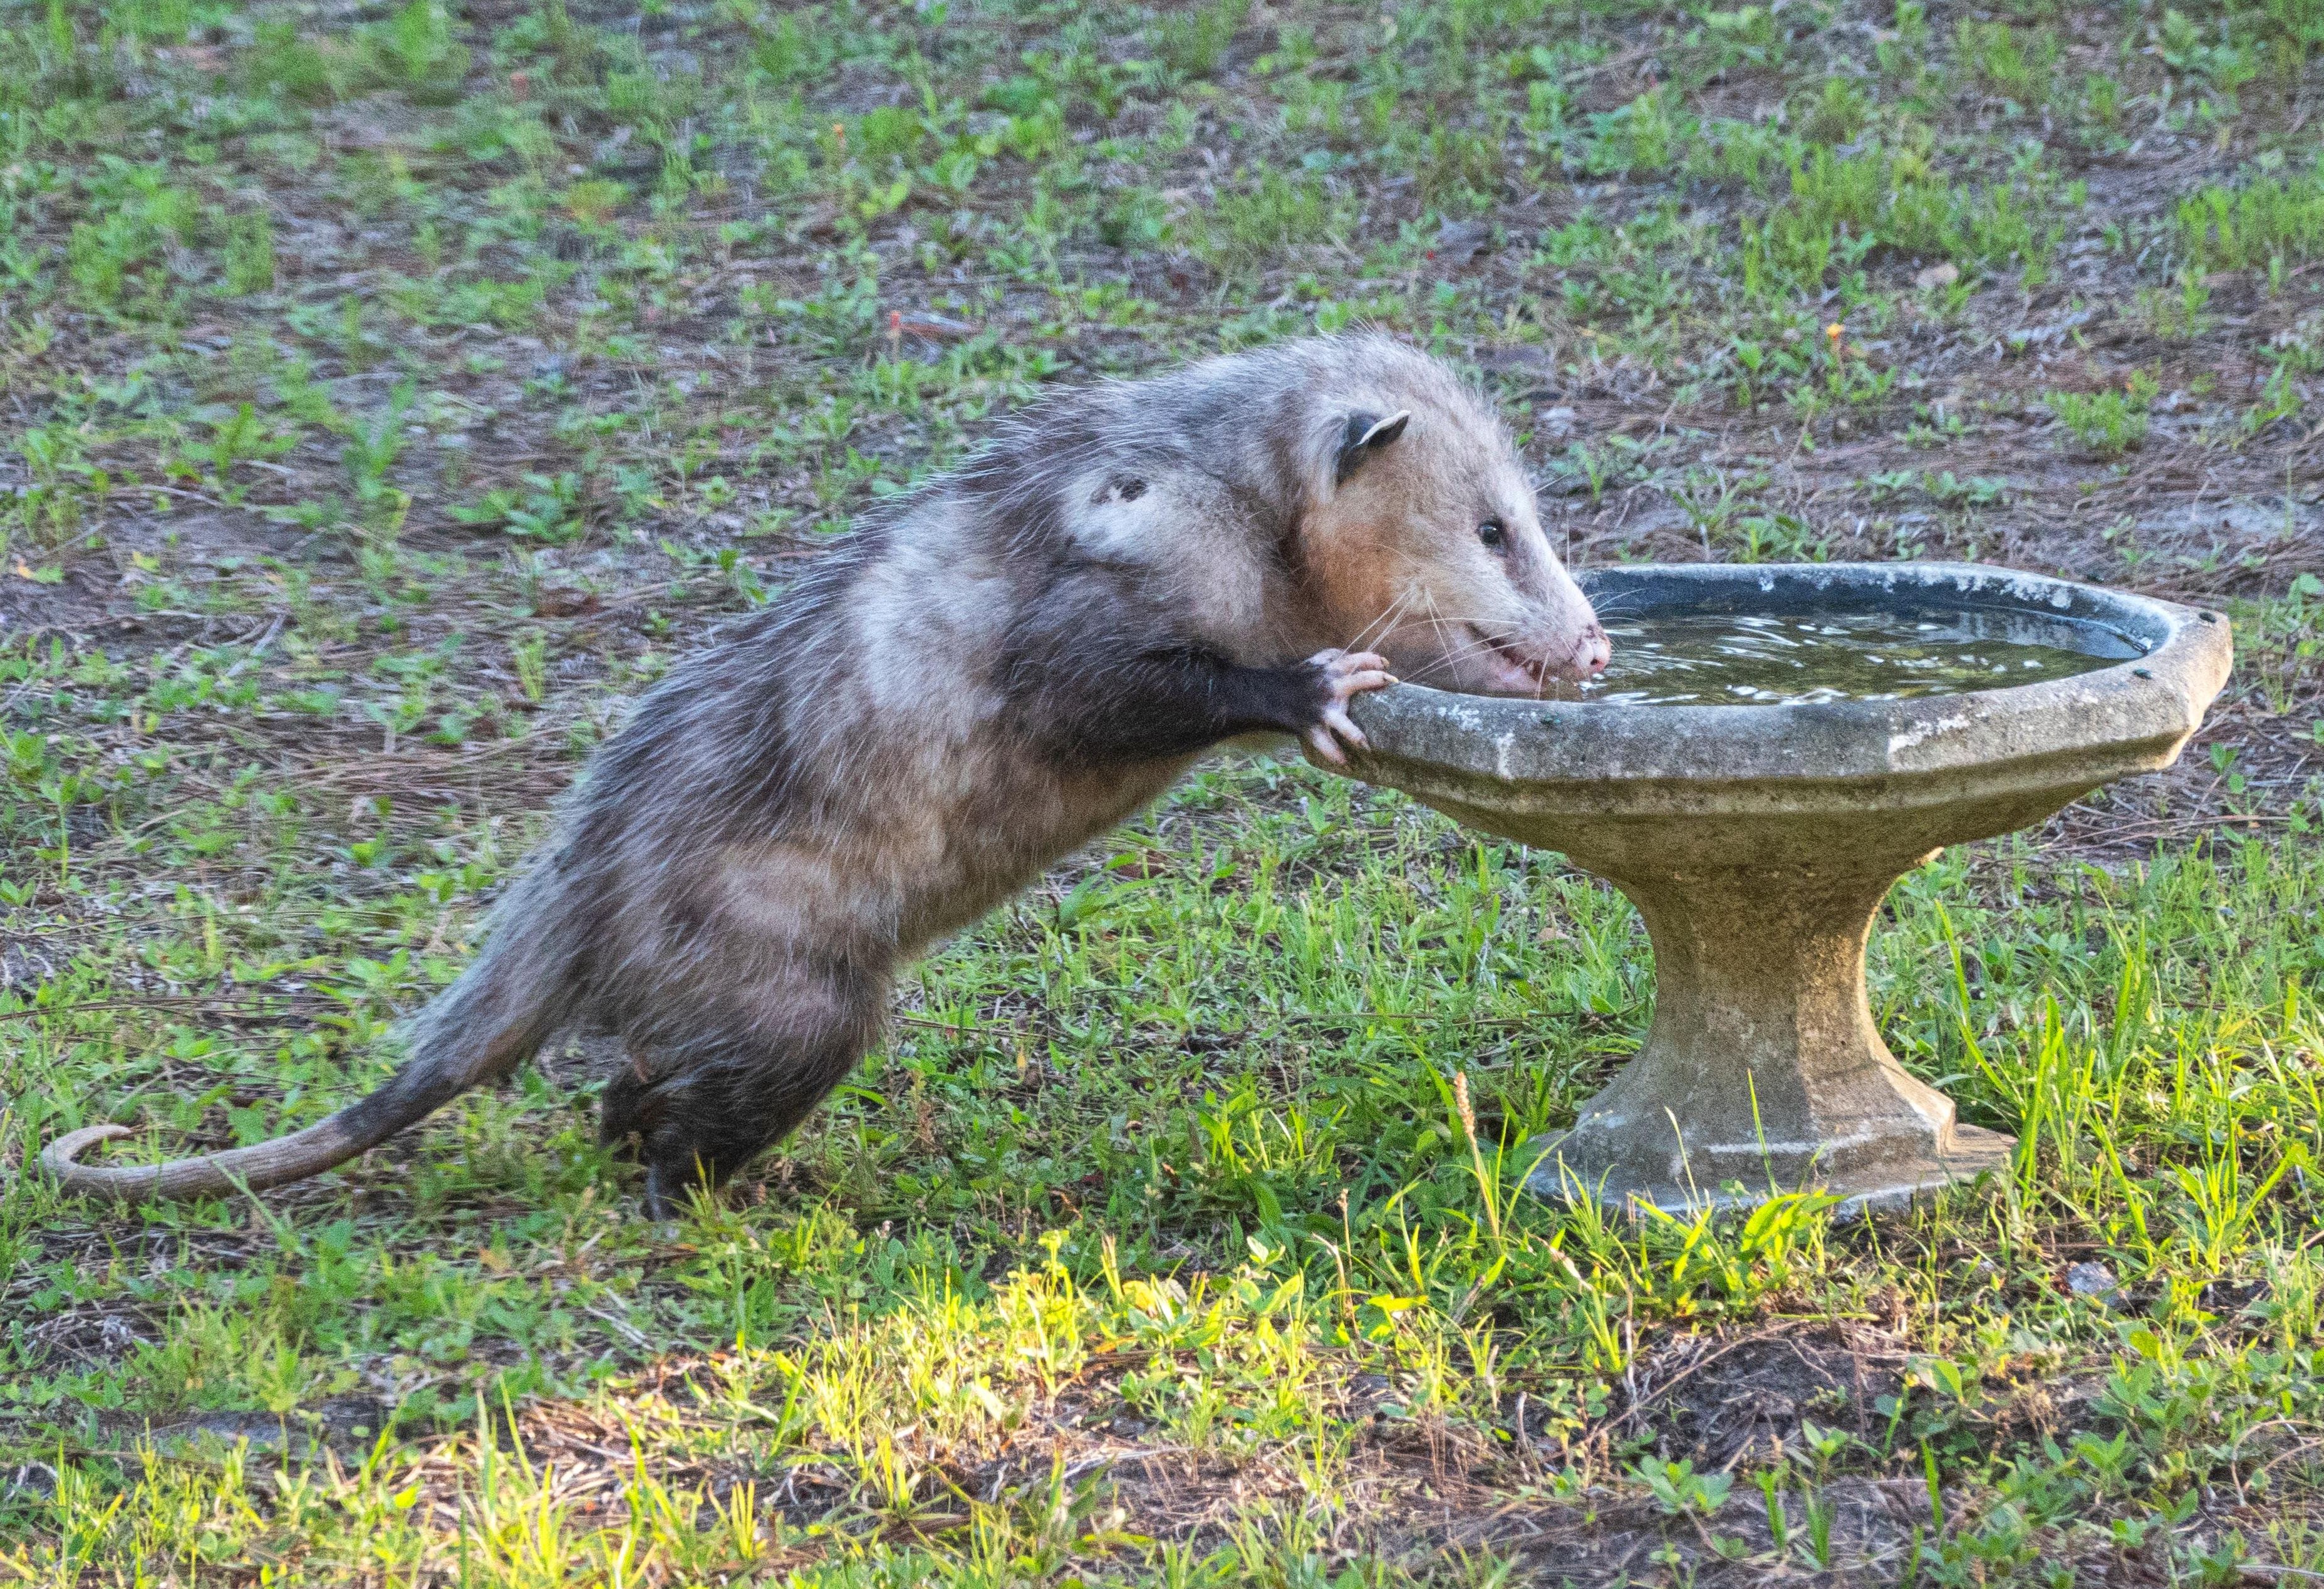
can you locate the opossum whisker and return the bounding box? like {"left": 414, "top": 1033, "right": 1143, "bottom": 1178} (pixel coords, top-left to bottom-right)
{"left": 1397, "top": 616, "right": 1535, "bottom": 658}
{"left": 1416, "top": 592, "right": 1468, "bottom": 680}
{"left": 1396, "top": 608, "right": 1591, "bottom": 689}
{"left": 1344, "top": 586, "right": 1422, "bottom": 655}
{"left": 1401, "top": 623, "right": 1510, "bottom": 658}
{"left": 1361, "top": 587, "right": 1420, "bottom": 652}
{"left": 1398, "top": 595, "right": 1553, "bottom": 685}
{"left": 1399, "top": 638, "right": 1512, "bottom": 684}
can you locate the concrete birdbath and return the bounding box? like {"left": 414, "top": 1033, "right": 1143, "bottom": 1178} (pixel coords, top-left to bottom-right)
{"left": 1333, "top": 563, "right": 2231, "bottom": 1217}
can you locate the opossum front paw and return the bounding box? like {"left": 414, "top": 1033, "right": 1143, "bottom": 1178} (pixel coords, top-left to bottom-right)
{"left": 641, "top": 1161, "right": 680, "bottom": 1223}
{"left": 1303, "top": 649, "right": 1397, "bottom": 766}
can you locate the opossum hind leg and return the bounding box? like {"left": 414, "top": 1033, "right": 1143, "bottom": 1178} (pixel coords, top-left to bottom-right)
{"left": 599, "top": 963, "right": 886, "bottom": 1218}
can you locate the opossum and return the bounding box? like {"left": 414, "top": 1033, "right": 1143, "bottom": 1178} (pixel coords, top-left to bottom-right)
{"left": 40, "top": 335, "right": 1609, "bottom": 1217}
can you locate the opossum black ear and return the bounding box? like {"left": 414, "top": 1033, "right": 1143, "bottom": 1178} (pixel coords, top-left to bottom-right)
{"left": 1333, "top": 410, "right": 1411, "bottom": 486}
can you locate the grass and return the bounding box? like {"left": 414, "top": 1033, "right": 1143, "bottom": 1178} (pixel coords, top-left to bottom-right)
{"left": 2045, "top": 373, "right": 2160, "bottom": 457}
{"left": 0, "top": 0, "right": 2320, "bottom": 1581}
{"left": 2177, "top": 157, "right": 2324, "bottom": 275}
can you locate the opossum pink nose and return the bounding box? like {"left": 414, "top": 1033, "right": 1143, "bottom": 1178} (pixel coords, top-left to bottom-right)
{"left": 1576, "top": 622, "right": 1611, "bottom": 677}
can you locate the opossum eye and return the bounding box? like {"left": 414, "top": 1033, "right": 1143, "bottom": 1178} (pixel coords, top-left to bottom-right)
{"left": 1477, "top": 518, "right": 1507, "bottom": 550}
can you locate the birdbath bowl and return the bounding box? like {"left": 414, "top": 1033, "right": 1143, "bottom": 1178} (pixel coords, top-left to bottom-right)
{"left": 1334, "top": 563, "right": 2231, "bottom": 1217}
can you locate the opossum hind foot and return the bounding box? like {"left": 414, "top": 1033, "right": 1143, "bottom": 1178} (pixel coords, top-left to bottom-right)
{"left": 603, "top": 1058, "right": 853, "bottom": 1219}
{"left": 597, "top": 971, "right": 884, "bottom": 1217}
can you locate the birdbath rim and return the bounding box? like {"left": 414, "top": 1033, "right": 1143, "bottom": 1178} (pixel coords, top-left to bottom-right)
{"left": 1338, "top": 561, "right": 2230, "bottom": 818}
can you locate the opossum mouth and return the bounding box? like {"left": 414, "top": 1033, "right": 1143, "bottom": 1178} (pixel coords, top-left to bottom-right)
{"left": 1474, "top": 628, "right": 1555, "bottom": 690}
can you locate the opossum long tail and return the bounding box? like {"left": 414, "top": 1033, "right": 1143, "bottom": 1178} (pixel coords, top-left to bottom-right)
{"left": 39, "top": 878, "right": 574, "bottom": 1205}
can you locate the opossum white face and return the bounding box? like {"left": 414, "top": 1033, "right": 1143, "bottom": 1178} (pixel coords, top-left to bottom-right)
{"left": 1305, "top": 405, "right": 1611, "bottom": 694}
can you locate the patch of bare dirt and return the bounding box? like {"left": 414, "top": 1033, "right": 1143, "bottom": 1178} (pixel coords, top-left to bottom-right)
{"left": 1615, "top": 1321, "right": 1911, "bottom": 1468}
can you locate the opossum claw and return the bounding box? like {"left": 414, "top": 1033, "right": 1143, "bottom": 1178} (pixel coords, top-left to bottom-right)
{"left": 1309, "top": 647, "right": 1396, "bottom": 687}
{"left": 1306, "top": 648, "right": 1398, "bottom": 764}
{"left": 1309, "top": 708, "right": 1365, "bottom": 763}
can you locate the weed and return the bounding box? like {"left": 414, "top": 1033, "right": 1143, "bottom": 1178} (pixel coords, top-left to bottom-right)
{"left": 363, "top": 0, "right": 470, "bottom": 103}
{"left": 1755, "top": 145, "right": 2063, "bottom": 291}
{"left": 2246, "top": 360, "right": 2306, "bottom": 433}
{"left": 2177, "top": 164, "right": 2324, "bottom": 274}
{"left": 450, "top": 471, "right": 590, "bottom": 544}
{"left": 2263, "top": 0, "right": 2324, "bottom": 58}
{"left": 1634, "top": 1457, "right": 1734, "bottom": 1516}
{"left": 244, "top": 20, "right": 337, "bottom": 102}
{"left": 1582, "top": 87, "right": 1691, "bottom": 178}
{"left": 1153, "top": 0, "right": 1250, "bottom": 79}
{"left": 341, "top": 379, "right": 418, "bottom": 535}
{"left": 2137, "top": 269, "right": 2216, "bottom": 340}
{"left": 1800, "top": 75, "right": 1870, "bottom": 147}
{"left": 66, "top": 159, "right": 198, "bottom": 308}
{"left": 2154, "top": 9, "right": 2259, "bottom": 98}
{"left": 1957, "top": 19, "right": 2060, "bottom": 107}
{"left": 220, "top": 209, "right": 275, "bottom": 296}
{"left": 2046, "top": 372, "right": 2159, "bottom": 456}
{"left": 1193, "top": 169, "right": 1352, "bottom": 273}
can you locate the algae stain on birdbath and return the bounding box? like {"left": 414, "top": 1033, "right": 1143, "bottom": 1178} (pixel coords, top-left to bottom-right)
{"left": 1328, "top": 563, "right": 2231, "bottom": 1217}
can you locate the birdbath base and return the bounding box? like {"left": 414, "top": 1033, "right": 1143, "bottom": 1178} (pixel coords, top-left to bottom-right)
{"left": 1518, "top": 855, "right": 2016, "bottom": 1217}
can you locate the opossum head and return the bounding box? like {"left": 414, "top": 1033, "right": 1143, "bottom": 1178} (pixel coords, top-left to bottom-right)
{"left": 1299, "top": 388, "right": 1609, "bottom": 694}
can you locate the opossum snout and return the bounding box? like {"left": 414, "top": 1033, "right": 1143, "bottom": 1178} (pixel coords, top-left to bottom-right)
{"left": 1516, "top": 566, "right": 1609, "bottom": 684}
{"left": 1574, "top": 618, "right": 1611, "bottom": 677}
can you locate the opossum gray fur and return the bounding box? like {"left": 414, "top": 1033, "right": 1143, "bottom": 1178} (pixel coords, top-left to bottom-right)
{"left": 40, "top": 335, "right": 1609, "bottom": 1216}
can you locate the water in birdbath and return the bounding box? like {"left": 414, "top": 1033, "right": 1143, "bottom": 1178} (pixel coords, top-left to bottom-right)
{"left": 1573, "top": 607, "right": 2144, "bottom": 706}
